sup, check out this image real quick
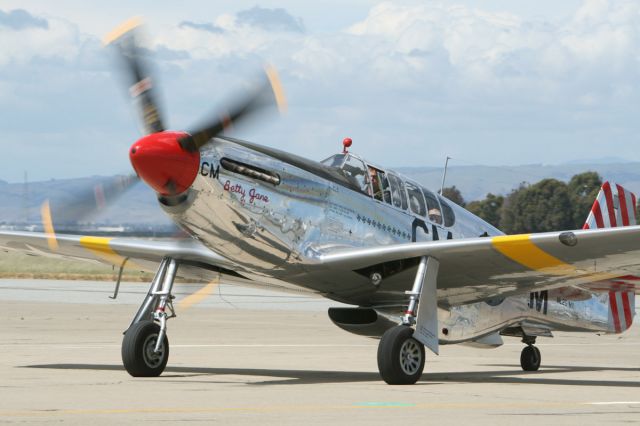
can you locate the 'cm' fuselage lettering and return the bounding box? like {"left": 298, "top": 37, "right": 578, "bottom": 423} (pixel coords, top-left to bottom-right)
{"left": 200, "top": 162, "right": 220, "bottom": 180}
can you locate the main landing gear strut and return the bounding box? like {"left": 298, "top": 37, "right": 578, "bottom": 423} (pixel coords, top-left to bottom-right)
{"left": 121, "top": 257, "right": 178, "bottom": 377}
{"left": 377, "top": 256, "right": 440, "bottom": 385}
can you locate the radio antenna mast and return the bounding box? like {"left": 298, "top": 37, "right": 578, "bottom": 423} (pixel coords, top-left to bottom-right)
{"left": 439, "top": 156, "right": 451, "bottom": 195}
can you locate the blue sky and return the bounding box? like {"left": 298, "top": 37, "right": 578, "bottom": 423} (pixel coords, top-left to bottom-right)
{"left": 1, "top": 0, "right": 639, "bottom": 182}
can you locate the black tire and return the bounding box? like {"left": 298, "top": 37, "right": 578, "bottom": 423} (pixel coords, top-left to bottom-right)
{"left": 377, "top": 325, "right": 425, "bottom": 385}
{"left": 121, "top": 321, "right": 169, "bottom": 377}
{"left": 520, "top": 345, "right": 541, "bottom": 371}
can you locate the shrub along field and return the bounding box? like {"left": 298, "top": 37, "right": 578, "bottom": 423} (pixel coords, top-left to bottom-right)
{"left": 444, "top": 171, "right": 624, "bottom": 233}
{"left": 0, "top": 251, "right": 154, "bottom": 281}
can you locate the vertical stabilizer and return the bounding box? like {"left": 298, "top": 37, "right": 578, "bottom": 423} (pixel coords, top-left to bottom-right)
{"left": 583, "top": 182, "right": 637, "bottom": 229}
{"left": 583, "top": 182, "right": 637, "bottom": 333}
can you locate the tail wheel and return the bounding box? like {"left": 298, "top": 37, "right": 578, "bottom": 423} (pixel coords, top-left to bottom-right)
{"left": 122, "top": 321, "right": 169, "bottom": 377}
{"left": 377, "top": 325, "right": 425, "bottom": 385}
{"left": 520, "top": 345, "right": 541, "bottom": 371}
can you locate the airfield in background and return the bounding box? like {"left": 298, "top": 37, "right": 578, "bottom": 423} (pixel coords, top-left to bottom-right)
{"left": 1, "top": 160, "right": 640, "bottom": 229}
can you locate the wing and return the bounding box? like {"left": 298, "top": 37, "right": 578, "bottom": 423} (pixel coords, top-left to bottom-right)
{"left": 0, "top": 230, "right": 242, "bottom": 282}
{"left": 315, "top": 226, "right": 640, "bottom": 307}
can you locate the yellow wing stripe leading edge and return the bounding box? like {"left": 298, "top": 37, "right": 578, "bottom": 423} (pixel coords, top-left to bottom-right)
{"left": 79, "top": 236, "right": 127, "bottom": 266}
{"left": 491, "top": 234, "right": 575, "bottom": 276}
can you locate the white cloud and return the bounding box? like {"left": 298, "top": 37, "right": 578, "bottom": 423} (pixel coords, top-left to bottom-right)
{"left": 178, "top": 20, "right": 224, "bottom": 34}
{"left": 4, "top": 1, "right": 640, "bottom": 182}
{"left": 236, "top": 6, "right": 305, "bottom": 33}
{"left": 0, "top": 16, "right": 82, "bottom": 66}
{"left": 149, "top": 1, "right": 640, "bottom": 106}
{"left": 0, "top": 8, "right": 48, "bottom": 30}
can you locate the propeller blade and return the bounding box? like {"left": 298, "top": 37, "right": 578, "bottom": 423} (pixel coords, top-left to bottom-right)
{"left": 104, "top": 18, "right": 165, "bottom": 134}
{"left": 40, "top": 173, "right": 189, "bottom": 237}
{"left": 103, "top": 20, "right": 287, "bottom": 198}
{"left": 43, "top": 174, "right": 139, "bottom": 228}
{"left": 40, "top": 200, "right": 59, "bottom": 251}
{"left": 179, "top": 65, "right": 287, "bottom": 152}
{"left": 178, "top": 277, "right": 220, "bottom": 310}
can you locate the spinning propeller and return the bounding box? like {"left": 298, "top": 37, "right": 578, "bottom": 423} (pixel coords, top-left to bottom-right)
{"left": 105, "top": 18, "right": 286, "bottom": 196}
{"left": 40, "top": 18, "right": 286, "bottom": 241}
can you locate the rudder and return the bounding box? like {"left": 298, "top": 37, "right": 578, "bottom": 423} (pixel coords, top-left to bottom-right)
{"left": 583, "top": 181, "right": 637, "bottom": 229}
{"left": 608, "top": 290, "right": 635, "bottom": 334}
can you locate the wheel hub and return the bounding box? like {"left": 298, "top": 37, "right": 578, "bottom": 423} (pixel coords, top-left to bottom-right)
{"left": 399, "top": 338, "right": 422, "bottom": 375}
{"left": 142, "top": 334, "right": 164, "bottom": 368}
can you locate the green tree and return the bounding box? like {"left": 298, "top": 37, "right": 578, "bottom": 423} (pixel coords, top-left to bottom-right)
{"left": 441, "top": 185, "right": 465, "bottom": 206}
{"left": 466, "top": 193, "right": 504, "bottom": 228}
{"left": 500, "top": 179, "right": 572, "bottom": 234}
{"left": 566, "top": 171, "right": 602, "bottom": 229}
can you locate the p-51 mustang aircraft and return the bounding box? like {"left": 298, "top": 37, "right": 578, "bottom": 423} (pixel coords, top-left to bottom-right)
{"left": 1, "top": 20, "right": 637, "bottom": 385}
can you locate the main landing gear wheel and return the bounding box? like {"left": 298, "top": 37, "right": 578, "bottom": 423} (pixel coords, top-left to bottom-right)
{"left": 122, "top": 321, "right": 169, "bottom": 377}
{"left": 520, "top": 345, "right": 541, "bottom": 371}
{"left": 377, "top": 325, "right": 425, "bottom": 385}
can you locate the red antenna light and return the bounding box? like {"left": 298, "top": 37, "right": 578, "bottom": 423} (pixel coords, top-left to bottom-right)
{"left": 342, "top": 137, "right": 352, "bottom": 153}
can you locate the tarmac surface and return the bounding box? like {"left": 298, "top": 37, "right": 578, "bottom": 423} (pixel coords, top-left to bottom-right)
{"left": 0, "top": 279, "right": 639, "bottom": 425}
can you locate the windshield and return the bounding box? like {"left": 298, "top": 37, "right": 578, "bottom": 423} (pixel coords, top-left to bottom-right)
{"left": 320, "top": 154, "right": 347, "bottom": 168}
{"left": 342, "top": 155, "right": 369, "bottom": 194}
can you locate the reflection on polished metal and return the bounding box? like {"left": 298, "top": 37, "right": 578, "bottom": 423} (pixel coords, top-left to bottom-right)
{"left": 144, "top": 136, "right": 638, "bottom": 348}
{"left": 129, "top": 257, "right": 169, "bottom": 330}
{"left": 403, "top": 256, "right": 429, "bottom": 326}
{"left": 153, "top": 258, "right": 178, "bottom": 353}
{"left": 220, "top": 157, "right": 280, "bottom": 186}
{"left": 125, "top": 257, "right": 178, "bottom": 353}
{"left": 166, "top": 138, "right": 504, "bottom": 302}
{"left": 414, "top": 257, "right": 439, "bottom": 355}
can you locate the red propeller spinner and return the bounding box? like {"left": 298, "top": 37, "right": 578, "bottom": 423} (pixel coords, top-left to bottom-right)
{"left": 129, "top": 131, "right": 200, "bottom": 196}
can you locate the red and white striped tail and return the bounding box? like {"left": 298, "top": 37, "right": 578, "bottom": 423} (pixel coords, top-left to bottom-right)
{"left": 581, "top": 182, "right": 639, "bottom": 323}
{"left": 583, "top": 182, "right": 637, "bottom": 229}
{"left": 608, "top": 290, "right": 635, "bottom": 334}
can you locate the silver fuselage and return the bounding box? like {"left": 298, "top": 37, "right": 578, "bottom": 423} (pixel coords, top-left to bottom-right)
{"left": 160, "top": 137, "right": 623, "bottom": 344}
